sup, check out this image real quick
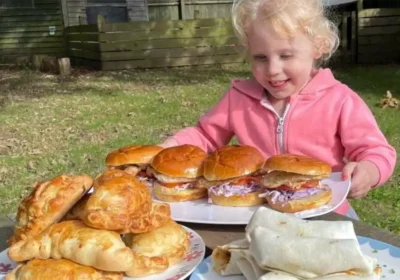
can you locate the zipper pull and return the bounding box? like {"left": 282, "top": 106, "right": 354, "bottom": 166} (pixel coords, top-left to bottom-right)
{"left": 277, "top": 118, "right": 284, "bottom": 133}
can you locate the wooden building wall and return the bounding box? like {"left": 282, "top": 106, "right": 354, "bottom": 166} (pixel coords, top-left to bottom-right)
{"left": 65, "top": 17, "right": 245, "bottom": 70}
{"left": 63, "top": 0, "right": 148, "bottom": 27}
{"left": 0, "top": 0, "right": 65, "bottom": 62}
{"left": 147, "top": 0, "right": 233, "bottom": 20}
{"left": 363, "top": 0, "right": 400, "bottom": 9}
{"left": 357, "top": 8, "right": 400, "bottom": 63}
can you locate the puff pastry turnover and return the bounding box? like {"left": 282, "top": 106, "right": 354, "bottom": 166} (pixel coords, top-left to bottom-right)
{"left": 5, "top": 259, "right": 123, "bottom": 280}
{"left": 125, "top": 201, "right": 171, "bottom": 234}
{"left": 124, "top": 219, "right": 190, "bottom": 276}
{"left": 9, "top": 174, "right": 93, "bottom": 245}
{"left": 93, "top": 169, "right": 133, "bottom": 189}
{"left": 83, "top": 175, "right": 153, "bottom": 231}
{"left": 8, "top": 220, "right": 134, "bottom": 272}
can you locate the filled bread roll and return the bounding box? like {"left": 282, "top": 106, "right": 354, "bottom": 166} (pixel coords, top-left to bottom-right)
{"left": 64, "top": 197, "right": 171, "bottom": 234}
{"left": 124, "top": 201, "right": 171, "bottom": 234}
{"left": 62, "top": 193, "right": 90, "bottom": 221}
{"left": 82, "top": 174, "right": 153, "bottom": 232}
{"left": 124, "top": 219, "right": 190, "bottom": 276}
{"left": 5, "top": 259, "right": 123, "bottom": 280}
{"left": 8, "top": 220, "right": 134, "bottom": 272}
{"left": 9, "top": 174, "right": 93, "bottom": 245}
{"left": 93, "top": 169, "right": 134, "bottom": 188}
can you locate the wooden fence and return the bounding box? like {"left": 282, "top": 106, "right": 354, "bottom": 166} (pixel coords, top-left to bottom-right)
{"left": 0, "top": 0, "right": 65, "bottom": 63}
{"left": 363, "top": 0, "right": 400, "bottom": 9}
{"left": 148, "top": 0, "right": 234, "bottom": 20}
{"left": 357, "top": 8, "right": 400, "bottom": 63}
{"left": 65, "top": 10, "right": 356, "bottom": 70}
{"left": 62, "top": 0, "right": 148, "bottom": 27}
{"left": 65, "top": 16, "right": 246, "bottom": 70}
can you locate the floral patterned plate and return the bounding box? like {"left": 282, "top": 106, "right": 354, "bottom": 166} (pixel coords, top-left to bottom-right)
{"left": 190, "top": 236, "right": 400, "bottom": 280}
{"left": 0, "top": 226, "right": 205, "bottom": 280}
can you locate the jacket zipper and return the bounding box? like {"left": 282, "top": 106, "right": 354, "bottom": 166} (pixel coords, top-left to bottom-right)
{"left": 276, "top": 104, "right": 290, "bottom": 153}
{"left": 260, "top": 98, "right": 291, "bottom": 154}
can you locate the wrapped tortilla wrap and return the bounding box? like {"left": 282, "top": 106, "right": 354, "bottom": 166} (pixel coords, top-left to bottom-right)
{"left": 236, "top": 250, "right": 268, "bottom": 280}
{"left": 250, "top": 226, "right": 376, "bottom": 279}
{"left": 312, "top": 267, "right": 381, "bottom": 280}
{"left": 211, "top": 239, "right": 249, "bottom": 275}
{"left": 246, "top": 207, "right": 357, "bottom": 241}
{"left": 258, "top": 269, "right": 381, "bottom": 280}
{"left": 259, "top": 271, "right": 300, "bottom": 280}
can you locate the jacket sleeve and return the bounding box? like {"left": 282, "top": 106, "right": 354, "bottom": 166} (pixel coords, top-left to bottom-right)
{"left": 339, "top": 88, "right": 397, "bottom": 187}
{"left": 170, "top": 88, "right": 235, "bottom": 153}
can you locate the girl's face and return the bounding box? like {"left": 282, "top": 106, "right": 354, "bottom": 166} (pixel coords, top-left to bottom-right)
{"left": 247, "top": 20, "right": 320, "bottom": 101}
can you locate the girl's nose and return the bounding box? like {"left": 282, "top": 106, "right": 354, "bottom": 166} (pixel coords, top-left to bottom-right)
{"left": 266, "top": 58, "right": 281, "bottom": 76}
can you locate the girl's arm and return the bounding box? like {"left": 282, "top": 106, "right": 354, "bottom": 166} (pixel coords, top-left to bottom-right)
{"left": 339, "top": 90, "right": 397, "bottom": 187}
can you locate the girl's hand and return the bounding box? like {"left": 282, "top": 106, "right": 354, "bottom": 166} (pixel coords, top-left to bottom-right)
{"left": 342, "top": 160, "right": 380, "bottom": 199}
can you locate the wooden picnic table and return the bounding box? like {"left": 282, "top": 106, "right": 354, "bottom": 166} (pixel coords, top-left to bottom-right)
{"left": 1, "top": 212, "right": 399, "bottom": 278}
{"left": 179, "top": 211, "right": 400, "bottom": 252}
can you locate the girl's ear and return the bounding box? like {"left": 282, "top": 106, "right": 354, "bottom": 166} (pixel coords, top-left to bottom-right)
{"left": 313, "top": 36, "right": 328, "bottom": 60}
{"left": 313, "top": 49, "right": 322, "bottom": 60}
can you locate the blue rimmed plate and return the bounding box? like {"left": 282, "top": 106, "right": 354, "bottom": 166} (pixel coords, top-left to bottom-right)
{"left": 190, "top": 236, "right": 400, "bottom": 280}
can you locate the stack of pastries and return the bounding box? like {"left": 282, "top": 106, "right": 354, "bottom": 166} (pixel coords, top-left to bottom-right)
{"left": 106, "top": 144, "right": 333, "bottom": 212}
{"left": 5, "top": 143, "right": 334, "bottom": 278}
{"left": 6, "top": 170, "right": 190, "bottom": 279}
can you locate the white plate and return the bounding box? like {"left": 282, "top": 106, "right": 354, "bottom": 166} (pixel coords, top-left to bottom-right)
{"left": 154, "top": 172, "right": 350, "bottom": 225}
{"left": 0, "top": 226, "right": 206, "bottom": 280}
{"left": 190, "top": 236, "right": 400, "bottom": 280}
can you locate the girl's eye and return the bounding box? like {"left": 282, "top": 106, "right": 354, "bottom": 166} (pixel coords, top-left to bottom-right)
{"left": 281, "top": 54, "right": 292, "bottom": 59}
{"left": 253, "top": 55, "right": 267, "bottom": 61}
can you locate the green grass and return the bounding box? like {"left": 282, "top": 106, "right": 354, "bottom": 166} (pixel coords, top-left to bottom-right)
{"left": 0, "top": 63, "right": 399, "bottom": 233}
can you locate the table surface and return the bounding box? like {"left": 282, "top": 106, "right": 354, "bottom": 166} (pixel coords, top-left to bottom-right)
{"left": 2, "top": 212, "right": 400, "bottom": 251}
{"left": 1, "top": 211, "right": 399, "bottom": 278}
{"left": 179, "top": 211, "right": 400, "bottom": 249}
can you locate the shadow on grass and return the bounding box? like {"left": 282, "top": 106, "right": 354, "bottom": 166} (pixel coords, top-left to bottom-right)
{"left": 0, "top": 63, "right": 251, "bottom": 105}
{"left": 1, "top": 63, "right": 399, "bottom": 107}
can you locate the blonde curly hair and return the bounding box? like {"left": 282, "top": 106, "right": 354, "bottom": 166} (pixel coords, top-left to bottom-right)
{"left": 232, "top": 0, "right": 339, "bottom": 62}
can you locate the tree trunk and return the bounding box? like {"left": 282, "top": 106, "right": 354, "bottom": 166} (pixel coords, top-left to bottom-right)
{"left": 58, "top": 57, "right": 71, "bottom": 77}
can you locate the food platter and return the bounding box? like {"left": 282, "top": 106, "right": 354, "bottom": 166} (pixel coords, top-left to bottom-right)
{"left": 0, "top": 226, "right": 206, "bottom": 280}
{"left": 190, "top": 236, "right": 400, "bottom": 280}
{"left": 155, "top": 172, "right": 351, "bottom": 224}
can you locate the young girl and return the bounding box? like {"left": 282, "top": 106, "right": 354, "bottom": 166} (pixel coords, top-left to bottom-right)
{"left": 159, "top": 0, "right": 396, "bottom": 219}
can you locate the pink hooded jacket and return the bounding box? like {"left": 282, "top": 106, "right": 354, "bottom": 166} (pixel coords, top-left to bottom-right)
{"left": 171, "top": 68, "right": 397, "bottom": 215}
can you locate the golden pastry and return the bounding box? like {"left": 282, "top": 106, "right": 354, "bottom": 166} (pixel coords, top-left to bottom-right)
{"left": 9, "top": 174, "right": 93, "bottom": 245}
{"left": 5, "top": 259, "right": 123, "bottom": 280}
{"left": 8, "top": 220, "right": 134, "bottom": 272}
{"left": 124, "top": 219, "right": 190, "bottom": 276}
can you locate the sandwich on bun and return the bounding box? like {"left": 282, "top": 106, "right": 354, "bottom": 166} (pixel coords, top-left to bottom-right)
{"left": 205, "top": 145, "right": 265, "bottom": 207}
{"left": 105, "top": 145, "right": 163, "bottom": 187}
{"left": 149, "top": 144, "right": 208, "bottom": 202}
{"left": 258, "top": 154, "right": 332, "bottom": 213}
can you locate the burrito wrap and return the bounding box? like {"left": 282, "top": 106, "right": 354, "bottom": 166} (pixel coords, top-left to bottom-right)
{"left": 246, "top": 207, "right": 356, "bottom": 241}
{"left": 250, "top": 226, "right": 375, "bottom": 279}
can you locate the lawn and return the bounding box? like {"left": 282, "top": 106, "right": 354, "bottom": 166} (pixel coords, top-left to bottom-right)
{"left": 0, "top": 63, "right": 399, "bottom": 232}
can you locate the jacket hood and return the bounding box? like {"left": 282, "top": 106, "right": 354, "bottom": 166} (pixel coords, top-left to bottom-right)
{"left": 231, "top": 68, "right": 341, "bottom": 100}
